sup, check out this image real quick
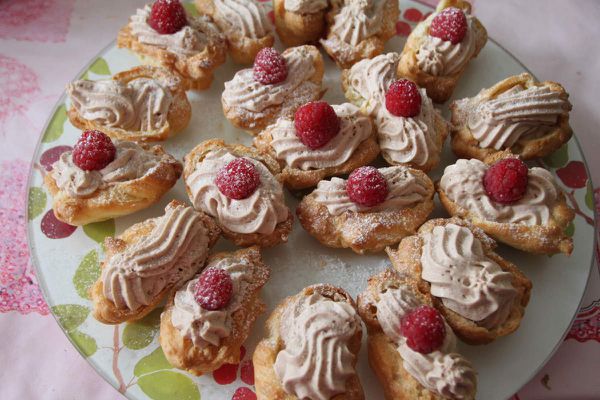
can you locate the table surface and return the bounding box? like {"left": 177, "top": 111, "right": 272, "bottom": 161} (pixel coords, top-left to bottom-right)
{"left": 1, "top": 0, "right": 599, "bottom": 399}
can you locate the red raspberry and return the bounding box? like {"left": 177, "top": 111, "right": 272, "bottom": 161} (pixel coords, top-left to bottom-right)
{"left": 215, "top": 158, "right": 261, "bottom": 200}
{"left": 401, "top": 305, "right": 446, "bottom": 354}
{"left": 294, "top": 101, "right": 340, "bottom": 149}
{"left": 148, "top": 0, "right": 188, "bottom": 35}
{"left": 346, "top": 166, "right": 389, "bottom": 207}
{"left": 429, "top": 7, "right": 468, "bottom": 44}
{"left": 72, "top": 130, "right": 116, "bottom": 171}
{"left": 194, "top": 267, "right": 233, "bottom": 311}
{"left": 385, "top": 79, "right": 422, "bottom": 118}
{"left": 253, "top": 47, "right": 288, "bottom": 85}
{"left": 483, "top": 158, "right": 529, "bottom": 204}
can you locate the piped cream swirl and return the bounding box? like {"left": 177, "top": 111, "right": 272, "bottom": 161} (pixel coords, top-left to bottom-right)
{"left": 214, "top": 0, "right": 271, "bottom": 39}
{"left": 51, "top": 141, "right": 165, "bottom": 198}
{"left": 284, "top": 0, "right": 327, "bottom": 13}
{"left": 377, "top": 88, "right": 439, "bottom": 167}
{"left": 466, "top": 86, "right": 570, "bottom": 150}
{"left": 376, "top": 286, "right": 477, "bottom": 399}
{"left": 274, "top": 293, "right": 360, "bottom": 400}
{"left": 67, "top": 78, "right": 172, "bottom": 132}
{"left": 268, "top": 103, "right": 372, "bottom": 170}
{"left": 222, "top": 46, "right": 320, "bottom": 124}
{"left": 420, "top": 223, "right": 517, "bottom": 329}
{"left": 129, "top": 5, "right": 219, "bottom": 57}
{"left": 440, "top": 158, "right": 560, "bottom": 225}
{"left": 102, "top": 204, "right": 209, "bottom": 311}
{"left": 324, "top": 0, "right": 386, "bottom": 47}
{"left": 416, "top": 15, "right": 477, "bottom": 76}
{"left": 313, "top": 166, "right": 430, "bottom": 215}
{"left": 187, "top": 149, "right": 288, "bottom": 235}
{"left": 170, "top": 256, "right": 251, "bottom": 347}
{"left": 345, "top": 52, "right": 399, "bottom": 115}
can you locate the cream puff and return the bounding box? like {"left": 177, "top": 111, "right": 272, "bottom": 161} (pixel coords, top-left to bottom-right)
{"left": 44, "top": 130, "right": 182, "bottom": 226}
{"left": 358, "top": 268, "right": 478, "bottom": 400}
{"left": 160, "top": 246, "right": 269, "bottom": 375}
{"left": 183, "top": 139, "right": 293, "bottom": 247}
{"left": 297, "top": 165, "right": 434, "bottom": 253}
{"left": 221, "top": 45, "right": 324, "bottom": 134}
{"left": 320, "top": 0, "right": 399, "bottom": 69}
{"left": 91, "top": 200, "right": 221, "bottom": 324}
{"left": 117, "top": 0, "right": 226, "bottom": 90}
{"left": 342, "top": 53, "right": 448, "bottom": 172}
{"left": 253, "top": 101, "right": 379, "bottom": 190}
{"left": 254, "top": 284, "right": 364, "bottom": 399}
{"left": 195, "top": 0, "right": 274, "bottom": 64}
{"left": 273, "top": 0, "right": 328, "bottom": 46}
{"left": 397, "top": 0, "right": 487, "bottom": 103}
{"left": 450, "top": 73, "right": 573, "bottom": 161}
{"left": 438, "top": 154, "right": 575, "bottom": 254}
{"left": 387, "top": 218, "right": 532, "bottom": 345}
{"left": 67, "top": 65, "right": 191, "bottom": 142}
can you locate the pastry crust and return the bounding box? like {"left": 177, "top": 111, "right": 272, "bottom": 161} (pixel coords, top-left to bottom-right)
{"left": 222, "top": 45, "right": 325, "bottom": 135}
{"left": 44, "top": 144, "right": 182, "bottom": 226}
{"left": 273, "top": 0, "right": 327, "bottom": 47}
{"left": 253, "top": 122, "right": 380, "bottom": 190}
{"left": 196, "top": 0, "right": 275, "bottom": 64}
{"left": 386, "top": 217, "right": 532, "bottom": 345}
{"left": 117, "top": 17, "right": 226, "bottom": 90}
{"left": 296, "top": 169, "right": 435, "bottom": 254}
{"left": 438, "top": 151, "right": 575, "bottom": 255}
{"left": 321, "top": 0, "right": 399, "bottom": 69}
{"left": 68, "top": 66, "right": 191, "bottom": 142}
{"left": 450, "top": 73, "right": 573, "bottom": 161}
{"left": 340, "top": 67, "right": 450, "bottom": 173}
{"left": 160, "top": 246, "right": 269, "bottom": 375}
{"left": 90, "top": 200, "right": 221, "bottom": 325}
{"left": 253, "top": 284, "right": 365, "bottom": 400}
{"left": 183, "top": 139, "right": 293, "bottom": 247}
{"left": 357, "top": 269, "right": 461, "bottom": 400}
{"left": 397, "top": 0, "right": 487, "bottom": 103}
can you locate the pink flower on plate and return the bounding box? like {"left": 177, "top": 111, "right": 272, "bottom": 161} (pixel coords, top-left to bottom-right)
{"left": 0, "top": 0, "right": 75, "bottom": 43}
{"left": 0, "top": 54, "right": 40, "bottom": 130}
{"left": 0, "top": 159, "right": 49, "bottom": 315}
{"left": 566, "top": 300, "right": 600, "bottom": 343}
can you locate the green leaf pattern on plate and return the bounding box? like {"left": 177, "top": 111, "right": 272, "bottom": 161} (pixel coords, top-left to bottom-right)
{"left": 42, "top": 105, "right": 67, "bottom": 143}
{"left": 543, "top": 143, "right": 569, "bottom": 168}
{"left": 565, "top": 221, "right": 575, "bottom": 237}
{"left": 83, "top": 219, "right": 115, "bottom": 243}
{"left": 134, "top": 347, "right": 172, "bottom": 377}
{"left": 585, "top": 182, "right": 594, "bottom": 211}
{"left": 73, "top": 250, "right": 101, "bottom": 300}
{"left": 28, "top": 187, "right": 46, "bottom": 220}
{"left": 70, "top": 330, "right": 98, "bottom": 357}
{"left": 138, "top": 371, "right": 201, "bottom": 400}
{"left": 123, "top": 308, "right": 163, "bottom": 350}
{"left": 82, "top": 57, "right": 111, "bottom": 79}
{"left": 52, "top": 304, "right": 90, "bottom": 331}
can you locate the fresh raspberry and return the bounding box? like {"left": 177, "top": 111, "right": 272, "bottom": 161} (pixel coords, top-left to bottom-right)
{"left": 346, "top": 166, "right": 389, "bottom": 207}
{"left": 429, "top": 7, "right": 468, "bottom": 44}
{"left": 253, "top": 47, "right": 288, "bottom": 85}
{"left": 401, "top": 305, "right": 446, "bottom": 354}
{"left": 148, "top": 0, "right": 188, "bottom": 35}
{"left": 215, "top": 158, "right": 261, "bottom": 200}
{"left": 72, "top": 130, "right": 116, "bottom": 171}
{"left": 194, "top": 267, "right": 233, "bottom": 311}
{"left": 385, "top": 79, "right": 422, "bottom": 118}
{"left": 294, "top": 101, "right": 340, "bottom": 149}
{"left": 483, "top": 158, "right": 529, "bottom": 204}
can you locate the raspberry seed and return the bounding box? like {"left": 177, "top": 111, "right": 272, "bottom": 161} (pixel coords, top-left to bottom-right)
{"left": 194, "top": 267, "right": 233, "bottom": 311}
{"left": 72, "top": 130, "right": 116, "bottom": 171}
{"left": 253, "top": 48, "right": 288, "bottom": 85}
{"left": 294, "top": 101, "right": 340, "bottom": 150}
{"left": 385, "top": 79, "right": 422, "bottom": 118}
{"left": 483, "top": 158, "right": 529, "bottom": 204}
{"left": 401, "top": 305, "right": 446, "bottom": 354}
{"left": 346, "top": 166, "right": 389, "bottom": 207}
{"left": 215, "top": 158, "right": 261, "bottom": 200}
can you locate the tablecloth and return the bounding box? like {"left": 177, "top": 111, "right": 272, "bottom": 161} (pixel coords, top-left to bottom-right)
{"left": 0, "top": 0, "right": 598, "bottom": 399}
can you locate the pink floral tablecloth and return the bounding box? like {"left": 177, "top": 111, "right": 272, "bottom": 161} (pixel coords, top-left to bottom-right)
{"left": 1, "top": 0, "right": 599, "bottom": 399}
